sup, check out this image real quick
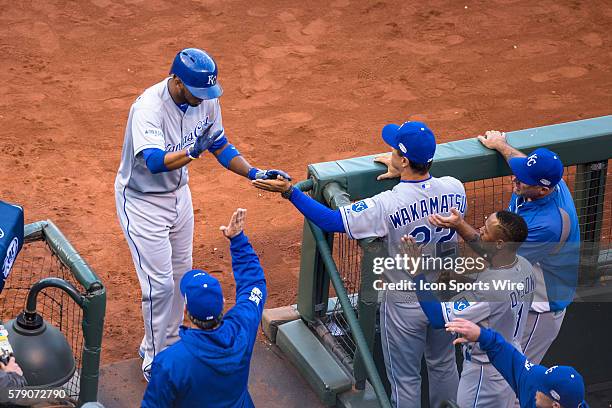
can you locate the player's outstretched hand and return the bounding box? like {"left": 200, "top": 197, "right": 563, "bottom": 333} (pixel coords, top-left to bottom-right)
{"left": 374, "top": 153, "right": 401, "bottom": 180}
{"left": 400, "top": 235, "right": 423, "bottom": 259}
{"left": 252, "top": 175, "right": 292, "bottom": 193}
{"left": 429, "top": 208, "right": 463, "bottom": 229}
{"left": 445, "top": 318, "right": 481, "bottom": 345}
{"left": 220, "top": 208, "right": 247, "bottom": 239}
{"left": 477, "top": 130, "right": 507, "bottom": 151}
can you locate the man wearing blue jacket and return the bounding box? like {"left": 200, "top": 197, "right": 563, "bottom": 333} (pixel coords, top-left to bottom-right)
{"left": 142, "top": 208, "right": 266, "bottom": 408}
{"left": 445, "top": 318, "right": 588, "bottom": 408}
{"left": 478, "top": 131, "right": 580, "bottom": 365}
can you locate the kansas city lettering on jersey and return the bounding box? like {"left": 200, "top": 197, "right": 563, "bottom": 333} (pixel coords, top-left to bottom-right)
{"left": 388, "top": 193, "right": 467, "bottom": 229}
{"left": 165, "top": 117, "right": 211, "bottom": 152}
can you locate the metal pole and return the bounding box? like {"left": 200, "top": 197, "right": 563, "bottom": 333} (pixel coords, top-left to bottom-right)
{"left": 308, "top": 220, "right": 392, "bottom": 408}
{"left": 574, "top": 161, "right": 608, "bottom": 283}
{"left": 322, "top": 182, "right": 381, "bottom": 390}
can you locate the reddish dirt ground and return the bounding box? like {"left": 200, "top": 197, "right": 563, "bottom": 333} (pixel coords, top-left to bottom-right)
{"left": 1, "top": 0, "right": 611, "bottom": 364}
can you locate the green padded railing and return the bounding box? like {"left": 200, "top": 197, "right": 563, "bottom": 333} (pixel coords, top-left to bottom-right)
{"left": 19, "top": 220, "right": 105, "bottom": 404}
{"left": 297, "top": 115, "right": 611, "bottom": 401}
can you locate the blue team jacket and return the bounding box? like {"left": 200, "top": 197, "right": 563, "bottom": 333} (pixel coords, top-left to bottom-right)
{"left": 142, "top": 232, "right": 267, "bottom": 408}
{"left": 479, "top": 327, "right": 552, "bottom": 407}
{"left": 508, "top": 180, "right": 580, "bottom": 311}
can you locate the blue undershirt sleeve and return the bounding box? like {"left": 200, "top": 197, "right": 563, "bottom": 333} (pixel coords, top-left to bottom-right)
{"left": 215, "top": 143, "right": 241, "bottom": 169}
{"left": 289, "top": 188, "right": 345, "bottom": 233}
{"left": 208, "top": 135, "right": 228, "bottom": 153}
{"left": 142, "top": 148, "right": 169, "bottom": 174}
{"left": 413, "top": 274, "right": 446, "bottom": 328}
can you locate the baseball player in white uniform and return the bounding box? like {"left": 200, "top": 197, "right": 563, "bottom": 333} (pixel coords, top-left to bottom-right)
{"left": 254, "top": 121, "right": 465, "bottom": 407}
{"left": 416, "top": 209, "right": 536, "bottom": 407}
{"left": 114, "top": 48, "right": 289, "bottom": 381}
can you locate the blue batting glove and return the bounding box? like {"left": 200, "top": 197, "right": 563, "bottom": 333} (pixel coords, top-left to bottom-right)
{"left": 248, "top": 168, "right": 292, "bottom": 181}
{"left": 187, "top": 121, "right": 222, "bottom": 159}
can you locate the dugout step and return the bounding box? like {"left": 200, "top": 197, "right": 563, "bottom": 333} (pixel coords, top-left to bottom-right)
{"left": 262, "top": 304, "right": 301, "bottom": 343}
{"left": 97, "top": 340, "right": 324, "bottom": 407}
{"left": 277, "top": 319, "right": 353, "bottom": 406}
{"left": 337, "top": 381, "right": 380, "bottom": 408}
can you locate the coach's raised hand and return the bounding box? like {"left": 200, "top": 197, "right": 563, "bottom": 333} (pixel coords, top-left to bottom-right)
{"left": 220, "top": 208, "right": 247, "bottom": 239}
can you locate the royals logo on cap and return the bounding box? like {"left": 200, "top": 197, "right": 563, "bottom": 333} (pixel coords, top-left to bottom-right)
{"left": 509, "top": 148, "right": 564, "bottom": 188}
{"left": 382, "top": 121, "right": 437, "bottom": 165}
{"left": 180, "top": 269, "right": 224, "bottom": 322}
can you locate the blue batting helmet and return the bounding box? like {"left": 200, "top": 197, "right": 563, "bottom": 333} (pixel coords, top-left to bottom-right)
{"left": 169, "top": 48, "right": 223, "bottom": 100}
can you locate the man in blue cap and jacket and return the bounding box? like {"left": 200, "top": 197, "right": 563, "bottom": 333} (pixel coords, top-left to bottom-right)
{"left": 142, "top": 208, "right": 266, "bottom": 408}
{"left": 478, "top": 131, "right": 580, "bottom": 365}
{"left": 446, "top": 318, "right": 588, "bottom": 408}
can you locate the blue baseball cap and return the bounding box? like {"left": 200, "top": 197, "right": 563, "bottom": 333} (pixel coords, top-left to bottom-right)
{"left": 170, "top": 48, "right": 223, "bottom": 100}
{"left": 382, "top": 121, "right": 436, "bottom": 164}
{"left": 538, "top": 366, "right": 587, "bottom": 408}
{"left": 180, "top": 269, "right": 224, "bottom": 322}
{"left": 509, "top": 148, "right": 564, "bottom": 187}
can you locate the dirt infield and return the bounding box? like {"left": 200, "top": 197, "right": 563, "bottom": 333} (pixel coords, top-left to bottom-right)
{"left": 1, "top": 0, "right": 611, "bottom": 364}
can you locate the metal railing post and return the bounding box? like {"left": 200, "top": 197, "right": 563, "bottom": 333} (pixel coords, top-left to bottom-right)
{"left": 307, "top": 220, "right": 392, "bottom": 408}
{"left": 574, "top": 161, "right": 608, "bottom": 283}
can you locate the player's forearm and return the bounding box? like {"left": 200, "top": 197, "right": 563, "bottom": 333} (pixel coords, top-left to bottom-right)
{"left": 229, "top": 232, "right": 267, "bottom": 297}
{"left": 413, "top": 274, "right": 446, "bottom": 328}
{"left": 454, "top": 220, "right": 489, "bottom": 257}
{"left": 227, "top": 155, "right": 252, "bottom": 178}
{"left": 454, "top": 219, "right": 480, "bottom": 242}
{"left": 494, "top": 142, "right": 526, "bottom": 163}
{"left": 288, "top": 188, "right": 346, "bottom": 233}
{"left": 211, "top": 142, "right": 251, "bottom": 177}
{"left": 163, "top": 150, "right": 194, "bottom": 171}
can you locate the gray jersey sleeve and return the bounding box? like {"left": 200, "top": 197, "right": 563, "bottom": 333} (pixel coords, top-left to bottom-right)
{"left": 131, "top": 108, "right": 165, "bottom": 156}
{"left": 210, "top": 99, "right": 226, "bottom": 143}
{"left": 339, "top": 192, "right": 389, "bottom": 240}
{"left": 442, "top": 292, "right": 491, "bottom": 324}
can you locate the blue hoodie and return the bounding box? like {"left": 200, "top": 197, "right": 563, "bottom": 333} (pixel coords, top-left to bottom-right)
{"left": 142, "top": 232, "right": 267, "bottom": 408}
{"left": 478, "top": 327, "right": 588, "bottom": 408}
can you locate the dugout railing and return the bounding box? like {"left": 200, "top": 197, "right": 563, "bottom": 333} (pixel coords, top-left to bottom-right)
{"left": 295, "top": 115, "right": 611, "bottom": 405}
{"left": 0, "top": 220, "right": 106, "bottom": 405}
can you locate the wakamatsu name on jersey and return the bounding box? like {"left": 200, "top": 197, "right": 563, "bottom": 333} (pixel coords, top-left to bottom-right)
{"left": 388, "top": 193, "right": 467, "bottom": 229}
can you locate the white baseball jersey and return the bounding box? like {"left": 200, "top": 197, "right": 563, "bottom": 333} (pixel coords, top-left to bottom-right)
{"left": 442, "top": 255, "right": 536, "bottom": 364}
{"left": 114, "top": 77, "right": 225, "bottom": 378}
{"left": 340, "top": 176, "right": 467, "bottom": 284}
{"left": 363, "top": 177, "right": 467, "bottom": 407}
{"left": 115, "top": 77, "right": 225, "bottom": 194}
